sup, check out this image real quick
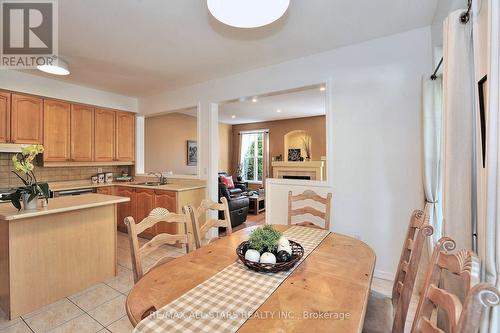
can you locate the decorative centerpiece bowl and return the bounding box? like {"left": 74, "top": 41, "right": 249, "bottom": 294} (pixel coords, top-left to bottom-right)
{"left": 236, "top": 225, "right": 304, "bottom": 273}
{"left": 236, "top": 240, "right": 304, "bottom": 273}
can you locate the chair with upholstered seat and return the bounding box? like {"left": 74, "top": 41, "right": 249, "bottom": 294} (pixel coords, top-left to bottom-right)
{"left": 287, "top": 190, "right": 332, "bottom": 230}
{"left": 410, "top": 236, "right": 500, "bottom": 333}
{"left": 125, "top": 207, "right": 193, "bottom": 283}
{"left": 186, "top": 197, "right": 232, "bottom": 249}
{"left": 363, "top": 210, "right": 434, "bottom": 333}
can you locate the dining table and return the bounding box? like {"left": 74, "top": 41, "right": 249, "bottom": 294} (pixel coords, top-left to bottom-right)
{"left": 126, "top": 225, "right": 376, "bottom": 332}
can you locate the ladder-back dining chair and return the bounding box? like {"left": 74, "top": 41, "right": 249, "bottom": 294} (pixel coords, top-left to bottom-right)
{"left": 363, "top": 209, "right": 433, "bottom": 333}
{"left": 125, "top": 207, "right": 193, "bottom": 283}
{"left": 287, "top": 190, "right": 332, "bottom": 230}
{"left": 410, "top": 237, "right": 500, "bottom": 333}
{"left": 186, "top": 197, "right": 232, "bottom": 249}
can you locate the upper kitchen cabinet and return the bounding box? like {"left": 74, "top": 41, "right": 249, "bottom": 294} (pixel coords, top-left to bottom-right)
{"left": 94, "top": 108, "right": 116, "bottom": 162}
{"left": 0, "top": 92, "right": 10, "bottom": 143}
{"left": 11, "top": 94, "right": 43, "bottom": 144}
{"left": 71, "top": 104, "right": 94, "bottom": 161}
{"left": 115, "top": 111, "right": 135, "bottom": 162}
{"left": 43, "top": 99, "right": 71, "bottom": 162}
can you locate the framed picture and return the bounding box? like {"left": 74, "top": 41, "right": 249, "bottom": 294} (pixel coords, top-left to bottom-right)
{"left": 288, "top": 149, "right": 301, "bottom": 161}
{"left": 187, "top": 140, "right": 198, "bottom": 166}
{"left": 478, "top": 75, "right": 487, "bottom": 168}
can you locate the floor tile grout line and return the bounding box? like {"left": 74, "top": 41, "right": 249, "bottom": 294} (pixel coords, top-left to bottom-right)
{"left": 20, "top": 316, "right": 35, "bottom": 333}
{"left": 32, "top": 298, "right": 90, "bottom": 333}
{"left": 104, "top": 314, "right": 129, "bottom": 331}
{"left": 84, "top": 293, "right": 124, "bottom": 327}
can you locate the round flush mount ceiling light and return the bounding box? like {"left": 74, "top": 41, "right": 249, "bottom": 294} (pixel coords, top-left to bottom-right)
{"left": 37, "top": 57, "right": 70, "bottom": 75}
{"left": 207, "top": 0, "right": 290, "bottom": 28}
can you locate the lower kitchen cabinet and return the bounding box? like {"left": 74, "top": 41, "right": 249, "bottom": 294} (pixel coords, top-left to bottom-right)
{"left": 114, "top": 187, "right": 181, "bottom": 239}
{"left": 115, "top": 186, "right": 137, "bottom": 233}
{"left": 154, "top": 190, "right": 178, "bottom": 235}
{"left": 135, "top": 189, "right": 156, "bottom": 238}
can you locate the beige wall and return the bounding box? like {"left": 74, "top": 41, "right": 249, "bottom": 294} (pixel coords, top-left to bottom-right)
{"left": 231, "top": 115, "right": 326, "bottom": 175}
{"left": 218, "top": 123, "right": 233, "bottom": 173}
{"left": 145, "top": 112, "right": 198, "bottom": 175}
{"left": 145, "top": 112, "right": 233, "bottom": 176}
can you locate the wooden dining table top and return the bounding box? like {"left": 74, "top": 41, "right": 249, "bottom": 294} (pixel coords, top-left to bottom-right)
{"left": 126, "top": 225, "right": 376, "bottom": 332}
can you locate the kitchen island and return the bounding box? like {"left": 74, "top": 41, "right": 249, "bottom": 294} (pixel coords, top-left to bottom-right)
{"left": 0, "top": 194, "right": 129, "bottom": 319}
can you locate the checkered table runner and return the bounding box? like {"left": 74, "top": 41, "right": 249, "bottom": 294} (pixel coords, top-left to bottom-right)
{"left": 133, "top": 226, "right": 330, "bottom": 333}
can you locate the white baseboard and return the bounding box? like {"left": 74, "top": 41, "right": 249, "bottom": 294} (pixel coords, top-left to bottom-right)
{"left": 374, "top": 269, "right": 394, "bottom": 281}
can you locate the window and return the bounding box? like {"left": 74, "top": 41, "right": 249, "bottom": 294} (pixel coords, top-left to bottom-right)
{"left": 240, "top": 131, "right": 266, "bottom": 182}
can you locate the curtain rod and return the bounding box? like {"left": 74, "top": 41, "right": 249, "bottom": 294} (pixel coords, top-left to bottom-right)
{"left": 430, "top": 57, "right": 443, "bottom": 80}
{"left": 430, "top": 0, "right": 472, "bottom": 80}
{"left": 460, "top": 0, "right": 472, "bottom": 24}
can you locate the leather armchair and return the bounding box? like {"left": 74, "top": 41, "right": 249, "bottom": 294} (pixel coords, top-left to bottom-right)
{"left": 218, "top": 173, "right": 249, "bottom": 228}
{"left": 218, "top": 172, "right": 247, "bottom": 195}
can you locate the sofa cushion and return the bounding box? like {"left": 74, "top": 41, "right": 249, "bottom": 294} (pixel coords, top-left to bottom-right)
{"left": 220, "top": 175, "right": 235, "bottom": 189}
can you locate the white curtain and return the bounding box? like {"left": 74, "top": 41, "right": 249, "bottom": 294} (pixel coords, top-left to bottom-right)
{"left": 239, "top": 132, "right": 254, "bottom": 179}
{"left": 442, "top": 10, "right": 476, "bottom": 250}
{"left": 480, "top": 0, "right": 500, "bottom": 331}
{"left": 422, "top": 77, "right": 444, "bottom": 246}
{"left": 262, "top": 131, "right": 270, "bottom": 187}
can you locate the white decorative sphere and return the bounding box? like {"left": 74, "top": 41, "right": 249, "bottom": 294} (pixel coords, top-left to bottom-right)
{"left": 278, "top": 236, "right": 290, "bottom": 247}
{"left": 260, "top": 252, "right": 277, "bottom": 264}
{"left": 244, "top": 249, "right": 261, "bottom": 263}
{"left": 278, "top": 244, "right": 292, "bottom": 255}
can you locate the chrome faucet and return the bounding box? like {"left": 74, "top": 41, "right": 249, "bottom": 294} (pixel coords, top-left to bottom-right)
{"left": 149, "top": 172, "right": 167, "bottom": 185}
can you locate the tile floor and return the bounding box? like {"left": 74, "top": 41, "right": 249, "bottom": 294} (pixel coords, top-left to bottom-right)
{"left": 371, "top": 278, "right": 420, "bottom": 333}
{"left": 0, "top": 230, "right": 417, "bottom": 333}
{"left": 0, "top": 232, "right": 185, "bottom": 333}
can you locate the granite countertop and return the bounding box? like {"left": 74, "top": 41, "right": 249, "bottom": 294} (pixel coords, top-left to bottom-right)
{"left": 48, "top": 181, "right": 206, "bottom": 192}
{"left": 0, "top": 194, "right": 130, "bottom": 221}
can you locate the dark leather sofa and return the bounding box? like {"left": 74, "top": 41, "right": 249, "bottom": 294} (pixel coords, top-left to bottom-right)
{"left": 218, "top": 172, "right": 249, "bottom": 228}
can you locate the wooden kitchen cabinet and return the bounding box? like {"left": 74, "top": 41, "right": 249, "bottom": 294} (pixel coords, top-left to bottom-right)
{"left": 116, "top": 186, "right": 136, "bottom": 233}
{"left": 71, "top": 104, "right": 94, "bottom": 161}
{"left": 135, "top": 188, "right": 156, "bottom": 238}
{"left": 10, "top": 94, "right": 43, "bottom": 144}
{"left": 94, "top": 108, "right": 115, "bottom": 162}
{"left": 115, "top": 112, "right": 135, "bottom": 162}
{"left": 154, "top": 190, "right": 178, "bottom": 234}
{"left": 0, "top": 92, "right": 10, "bottom": 143}
{"left": 43, "top": 99, "right": 71, "bottom": 162}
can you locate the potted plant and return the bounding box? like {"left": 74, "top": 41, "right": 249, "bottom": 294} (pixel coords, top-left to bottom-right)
{"left": 0, "top": 145, "right": 49, "bottom": 210}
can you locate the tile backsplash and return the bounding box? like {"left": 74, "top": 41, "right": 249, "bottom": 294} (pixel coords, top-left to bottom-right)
{"left": 0, "top": 153, "right": 131, "bottom": 188}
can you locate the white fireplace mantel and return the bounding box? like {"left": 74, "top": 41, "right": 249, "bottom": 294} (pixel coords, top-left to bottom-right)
{"left": 272, "top": 160, "right": 325, "bottom": 181}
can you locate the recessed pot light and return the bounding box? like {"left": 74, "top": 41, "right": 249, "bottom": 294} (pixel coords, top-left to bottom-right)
{"left": 319, "top": 86, "right": 326, "bottom": 91}
{"left": 231, "top": 115, "right": 236, "bottom": 119}
{"left": 276, "top": 109, "right": 281, "bottom": 113}
{"left": 251, "top": 97, "right": 258, "bottom": 103}
{"left": 207, "top": 0, "right": 290, "bottom": 29}
{"left": 37, "top": 57, "right": 70, "bottom": 75}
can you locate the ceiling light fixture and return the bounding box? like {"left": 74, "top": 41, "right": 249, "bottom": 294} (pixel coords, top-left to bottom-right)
{"left": 319, "top": 86, "right": 326, "bottom": 91}
{"left": 251, "top": 97, "right": 258, "bottom": 103}
{"left": 207, "top": 0, "right": 290, "bottom": 28}
{"left": 276, "top": 109, "right": 281, "bottom": 113}
{"left": 37, "top": 57, "right": 70, "bottom": 76}
{"left": 231, "top": 115, "right": 236, "bottom": 119}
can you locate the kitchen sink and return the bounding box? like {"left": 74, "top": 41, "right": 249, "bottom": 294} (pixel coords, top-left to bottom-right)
{"left": 136, "top": 182, "right": 166, "bottom": 186}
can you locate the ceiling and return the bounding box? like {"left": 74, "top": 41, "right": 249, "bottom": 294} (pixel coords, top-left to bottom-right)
{"left": 219, "top": 86, "right": 325, "bottom": 124}
{"left": 25, "top": 0, "right": 439, "bottom": 97}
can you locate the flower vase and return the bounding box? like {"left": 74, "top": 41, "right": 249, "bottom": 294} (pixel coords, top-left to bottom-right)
{"left": 22, "top": 194, "right": 37, "bottom": 210}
